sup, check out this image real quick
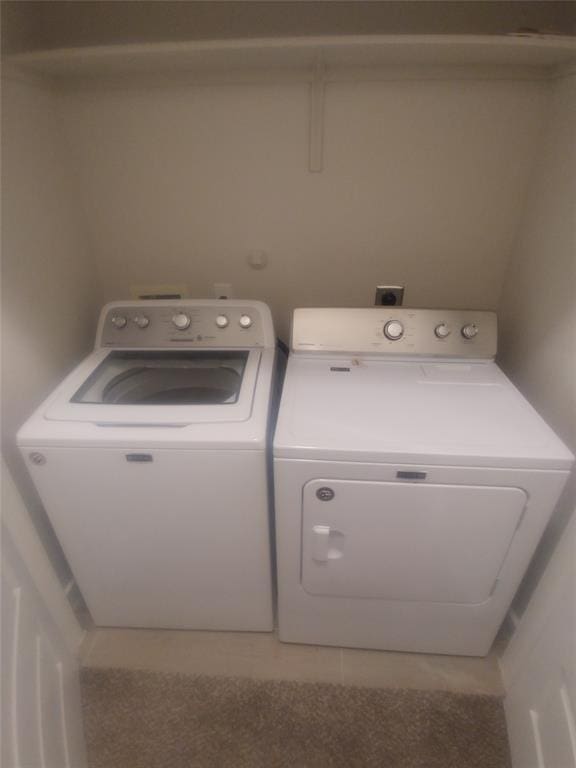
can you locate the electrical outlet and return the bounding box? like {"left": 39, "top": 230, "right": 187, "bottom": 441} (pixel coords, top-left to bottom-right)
{"left": 214, "top": 283, "right": 233, "bottom": 299}
{"left": 375, "top": 285, "right": 404, "bottom": 307}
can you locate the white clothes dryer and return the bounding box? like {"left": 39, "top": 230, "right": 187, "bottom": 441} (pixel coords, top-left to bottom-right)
{"left": 19, "top": 300, "right": 276, "bottom": 631}
{"left": 273, "top": 308, "right": 573, "bottom": 656}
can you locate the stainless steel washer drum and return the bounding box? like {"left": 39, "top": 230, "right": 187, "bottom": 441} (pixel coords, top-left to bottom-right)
{"left": 102, "top": 365, "right": 241, "bottom": 405}
{"left": 71, "top": 351, "right": 248, "bottom": 406}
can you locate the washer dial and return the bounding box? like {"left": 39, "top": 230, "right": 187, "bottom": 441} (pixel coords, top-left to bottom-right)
{"left": 434, "top": 323, "right": 451, "bottom": 339}
{"left": 111, "top": 315, "right": 127, "bottom": 329}
{"left": 133, "top": 315, "right": 150, "bottom": 329}
{"left": 215, "top": 315, "right": 229, "bottom": 329}
{"left": 172, "top": 312, "right": 191, "bottom": 330}
{"left": 384, "top": 320, "right": 404, "bottom": 340}
{"left": 239, "top": 314, "right": 253, "bottom": 329}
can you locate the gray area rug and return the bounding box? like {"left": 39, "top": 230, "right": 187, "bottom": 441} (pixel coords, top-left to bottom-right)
{"left": 81, "top": 667, "right": 511, "bottom": 768}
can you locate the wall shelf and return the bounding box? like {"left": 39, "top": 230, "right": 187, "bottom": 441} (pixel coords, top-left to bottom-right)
{"left": 6, "top": 34, "right": 575, "bottom": 176}
{"left": 7, "top": 34, "right": 576, "bottom": 85}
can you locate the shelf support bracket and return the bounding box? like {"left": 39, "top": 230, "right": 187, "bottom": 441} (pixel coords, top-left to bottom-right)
{"left": 308, "top": 60, "right": 326, "bottom": 173}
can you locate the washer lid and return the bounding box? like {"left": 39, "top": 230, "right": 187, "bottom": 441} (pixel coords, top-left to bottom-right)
{"left": 273, "top": 357, "right": 574, "bottom": 470}
{"left": 44, "top": 348, "right": 261, "bottom": 425}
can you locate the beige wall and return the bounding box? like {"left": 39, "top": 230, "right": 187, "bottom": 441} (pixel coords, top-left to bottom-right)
{"left": 56, "top": 76, "right": 547, "bottom": 339}
{"left": 498, "top": 72, "right": 576, "bottom": 612}
{"left": 1, "top": 73, "right": 102, "bottom": 580}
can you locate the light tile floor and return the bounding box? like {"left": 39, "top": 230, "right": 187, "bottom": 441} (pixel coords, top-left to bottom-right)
{"left": 81, "top": 628, "right": 504, "bottom": 695}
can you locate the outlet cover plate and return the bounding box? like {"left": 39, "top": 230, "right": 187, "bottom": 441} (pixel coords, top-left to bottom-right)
{"left": 375, "top": 285, "right": 404, "bottom": 306}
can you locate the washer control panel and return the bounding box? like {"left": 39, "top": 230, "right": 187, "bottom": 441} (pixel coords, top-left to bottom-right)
{"left": 98, "top": 301, "right": 272, "bottom": 348}
{"left": 292, "top": 308, "right": 497, "bottom": 358}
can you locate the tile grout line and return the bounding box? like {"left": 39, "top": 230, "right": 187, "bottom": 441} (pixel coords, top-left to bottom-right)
{"left": 79, "top": 629, "right": 504, "bottom": 694}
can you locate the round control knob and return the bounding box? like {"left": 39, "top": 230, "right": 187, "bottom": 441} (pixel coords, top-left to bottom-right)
{"left": 133, "top": 315, "right": 150, "bottom": 329}
{"left": 111, "top": 315, "right": 127, "bottom": 329}
{"left": 434, "top": 323, "right": 451, "bottom": 339}
{"left": 239, "top": 314, "right": 253, "bottom": 329}
{"left": 215, "top": 315, "right": 229, "bottom": 329}
{"left": 461, "top": 323, "right": 478, "bottom": 340}
{"left": 172, "top": 312, "right": 191, "bottom": 331}
{"left": 384, "top": 320, "right": 404, "bottom": 341}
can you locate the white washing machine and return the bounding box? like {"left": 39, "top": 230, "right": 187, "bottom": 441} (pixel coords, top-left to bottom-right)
{"left": 18, "top": 300, "right": 276, "bottom": 631}
{"left": 274, "top": 308, "right": 573, "bottom": 656}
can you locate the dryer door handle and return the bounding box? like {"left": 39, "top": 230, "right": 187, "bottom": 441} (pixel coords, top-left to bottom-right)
{"left": 312, "top": 525, "right": 331, "bottom": 561}
{"left": 311, "top": 525, "right": 344, "bottom": 562}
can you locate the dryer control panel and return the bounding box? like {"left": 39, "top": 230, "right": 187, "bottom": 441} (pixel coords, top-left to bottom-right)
{"left": 292, "top": 308, "right": 497, "bottom": 358}
{"left": 97, "top": 300, "right": 275, "bottom": 349}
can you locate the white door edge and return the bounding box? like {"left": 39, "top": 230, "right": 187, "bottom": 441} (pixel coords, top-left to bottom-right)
{"left": 2, "top": 457, "right": 84, "bottom": 654}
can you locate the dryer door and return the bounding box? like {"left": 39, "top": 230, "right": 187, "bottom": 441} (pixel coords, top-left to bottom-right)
{"left": 302, "top": 479, "right": 527, "bottom": 604}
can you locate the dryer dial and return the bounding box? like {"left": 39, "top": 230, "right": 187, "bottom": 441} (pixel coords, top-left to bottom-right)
{"left": 384, "top": 320, "right": 404, "bottom": 340}
{"left": 461, "top": 323, "right": 478, "bottom": 339}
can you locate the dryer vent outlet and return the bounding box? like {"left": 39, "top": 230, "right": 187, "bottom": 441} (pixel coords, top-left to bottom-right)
{"left": 375, "top": 286, "right": 404, "bottom": 307}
